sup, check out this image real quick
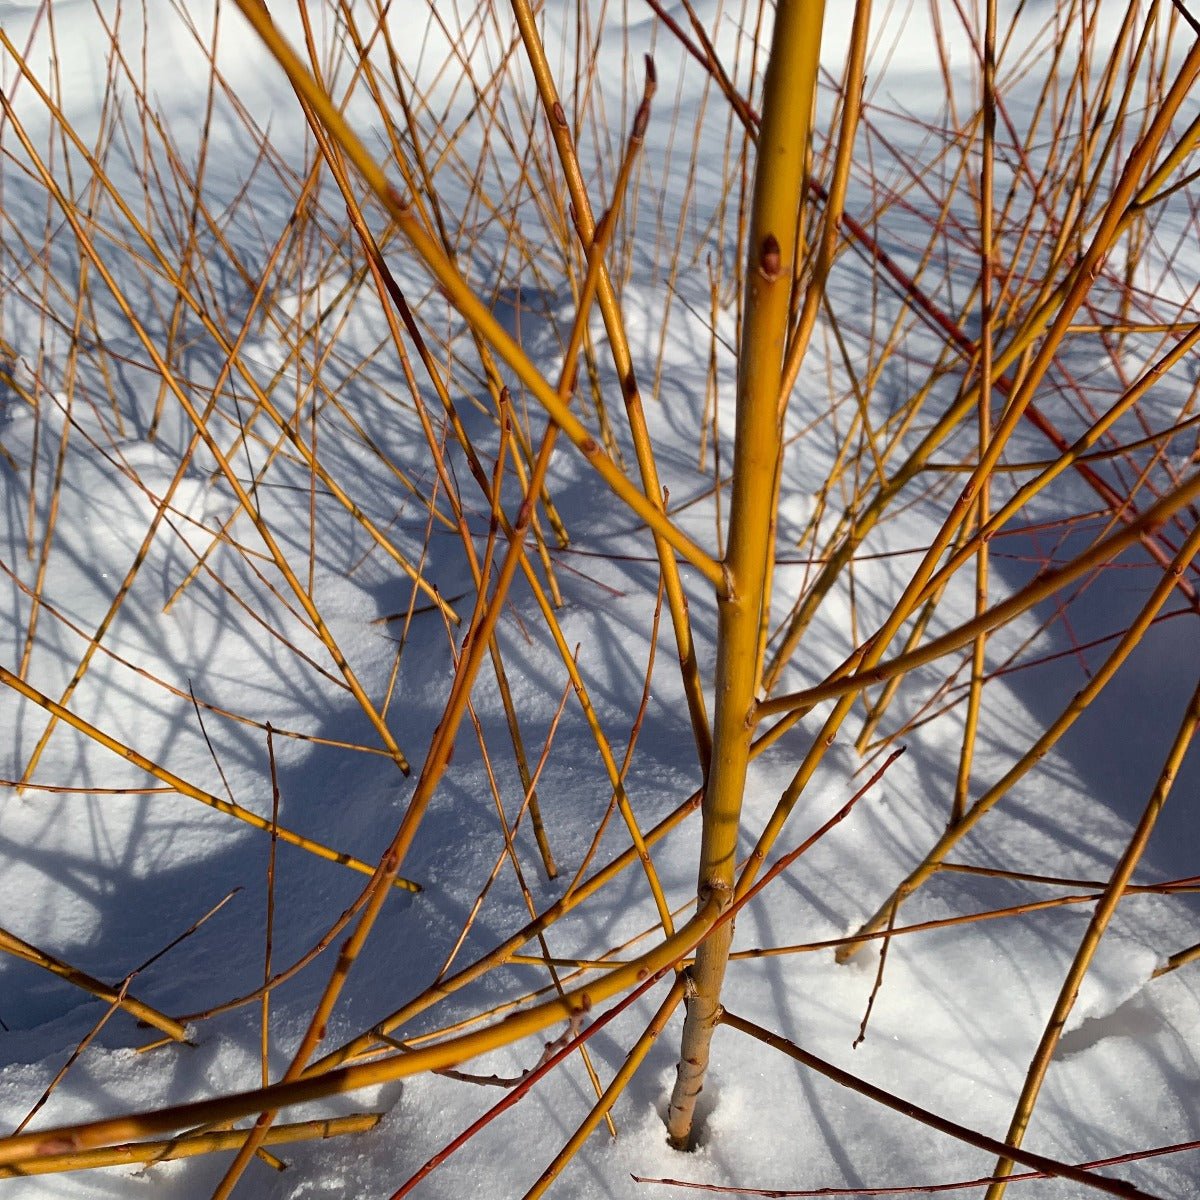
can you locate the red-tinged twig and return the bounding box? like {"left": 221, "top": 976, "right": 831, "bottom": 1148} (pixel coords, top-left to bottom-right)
{"left": 852, "top": 891, "right": 899, "bottom": 1050}
{"left": 1169, "top": 1, "right": 1200, "bottom": 39}
{"left": 262, "top": 725, "right": 281, "bottom": 1089}
{"left": 736, "top": 749, "right": 906, "bottom": 919}
{"left": 731, "top": 876, "right": 1200, "bottom": 963}
{"left": 379, "top": 1007, "right": 588, "bottom": 1090}
{"left": 631, "top": 1136, "right": 1200, "bottom": 1194}
{"left": 386, "top": 973, "right": 677, "bottom": 1198}
{"left": 715, "top": 1010, "right": 1162, "bottom": 1200}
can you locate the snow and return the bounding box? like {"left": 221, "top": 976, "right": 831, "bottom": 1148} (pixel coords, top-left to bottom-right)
{"left": 0, "top": 1, "right": 1198, "bottom": 1197}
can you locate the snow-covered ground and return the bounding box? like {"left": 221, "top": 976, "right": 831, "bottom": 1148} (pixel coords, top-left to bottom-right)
{"left": 0, "top": 2, "right": 1198, "bottom": 1196}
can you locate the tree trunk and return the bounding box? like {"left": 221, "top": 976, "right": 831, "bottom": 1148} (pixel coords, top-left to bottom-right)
{"left": 666, "top": 0, "right": 828, "bottom": 1150}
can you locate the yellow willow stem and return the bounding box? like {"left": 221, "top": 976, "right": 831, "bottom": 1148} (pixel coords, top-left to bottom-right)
{"left": 518, "top": 553, "right": 677, "bottom": 935}
{"left": 522, "top": 977, "right": 686, "bottom": 1199}
{"left": 730, "top": 888, "right": 1196, "bottom": 960}
{"left": 0, "top": 664, "right": 417, "bottom": 892}
{"left": 954, "top": 0, "right": 997, "bottom": 825}
{"left": 855, "top": 520, "right": 974, "bottom": 753}
{"left": 1153, "top": 940, "right": 1200, "bottom": 978}
{"left": 0, "top": 926, "right": 186, "bottom": 1043}
{"left": 985, "top": 674, "right": 1200, "bottom": 1200}
{"left": 666, "top": 0, "right": 827, "bottom": 1150}
{"left": 777, "top": 0, "right": 871, "bottom": 407}
{"left": 0, "top": 902, "right": 720, "bottom": 1173}
{"left": 508, "top": 0, "right": 712, "bottom": 774}
{"left": 759, "top": 0, "right": 872, "bottom": 682}
{"left": 230, "top": 0, "right": 725, "bottom": 592}
{"left": 0, "top": 1113, "right": 382, "bottom": 1179}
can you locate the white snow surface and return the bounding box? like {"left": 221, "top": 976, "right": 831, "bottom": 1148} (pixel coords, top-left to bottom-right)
{"left": 0, "top": 2, "right": 1198, "bottom": 1198}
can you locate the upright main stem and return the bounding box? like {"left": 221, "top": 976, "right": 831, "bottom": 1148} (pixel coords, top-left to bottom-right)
{"left": 666, "top": 0, "right": 826, "bottom": 1149}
